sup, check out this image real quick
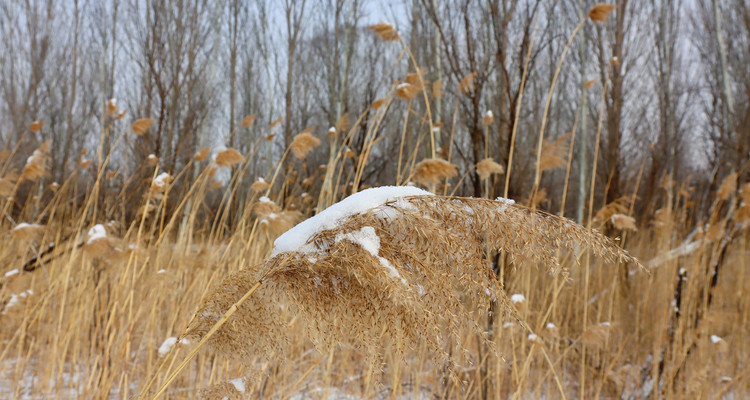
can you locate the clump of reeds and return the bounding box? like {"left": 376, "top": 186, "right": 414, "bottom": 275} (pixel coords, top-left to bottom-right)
{"left": 184, "top": 190, "right": 640, "bottom": 391}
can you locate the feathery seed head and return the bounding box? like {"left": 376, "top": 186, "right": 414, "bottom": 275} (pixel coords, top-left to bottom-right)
{"left": 413, "top": 158, "right": 458, "bottom": 186}
{"left": 588, "top": 3, "right": 616, "bottom": 23}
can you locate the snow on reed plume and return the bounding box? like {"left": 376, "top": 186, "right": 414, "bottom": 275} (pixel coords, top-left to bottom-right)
{"left": 186, "top": 186, "right": 639, "bottom": 379}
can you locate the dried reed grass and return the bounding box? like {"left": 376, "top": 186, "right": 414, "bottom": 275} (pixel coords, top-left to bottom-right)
{"left": 290, "top": 131, "right": 321, "bottom": 160}
{"left": 588, "top": 3, "right": 617, "bottom": 23}
{"left": 187, "top": 194, "right": 639, "bottom": 384}
{"left": 413, "top": 158, "right": 457, "bottom": 186}
{"left": 475, "top": 158, "right": 504, "bottom": 180}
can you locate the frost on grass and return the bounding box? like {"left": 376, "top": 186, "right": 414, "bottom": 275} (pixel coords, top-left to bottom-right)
{"left": 188, "top": 186, "right": 640, "bottom": 384}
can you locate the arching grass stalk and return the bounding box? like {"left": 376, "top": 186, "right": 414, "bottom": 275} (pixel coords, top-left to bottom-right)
{"left": 503, "top": 14, "right": 540, "bottom": 198}
{"left": 530, "top": 16, "right": 587, "bottom": 205}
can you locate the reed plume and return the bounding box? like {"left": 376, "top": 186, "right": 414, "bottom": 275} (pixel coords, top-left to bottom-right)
{"left": 185, "top": 188, "right": 640, "bottom": 387}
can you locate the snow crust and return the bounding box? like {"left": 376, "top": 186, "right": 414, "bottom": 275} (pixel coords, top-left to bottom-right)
{"left": 272, "top": 186, "right": 432, "bottom": 256}
{"left": 229, "top": 378, "right": 246, "bottom": 393}
{"left": 511, "top": 293, "right": 526, "bottom": 304}
{"left": 86, "top": 224, "right": 107, "bottom": 244}
{"left": 4, "top": 269, "right": 19, "bottom": 278}
{"left": 158, "top": 337, "right": 178, "bottom": 357}
{"left": 153, "top": 172, "right": 171, "bottom": 189}
{"left": 334, "top": 226, "right": 407, "bottom": 284}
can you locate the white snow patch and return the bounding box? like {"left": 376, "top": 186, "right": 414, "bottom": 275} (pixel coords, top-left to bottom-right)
{"left": 86, "top": 224, "right": 107, "bottom": 244}
{"left": 710, "top": 334, "right": 723, "bottom": 344}
{"left": 494, "top": 197, "right": 515, "bottom": 212}
{"left": 259, "top": 196, "right": 272, "bottom": 203}
{"left": 485, "top": 110, "right": 493, "bottom": 119}
{"left": 158, "top": 337, "right": 179, "bottom": 357}
{"left": 4, "top": 269, "right": 19, "bottom": 278}
{"left": 230, "top": 377, "right": 245, "bottom": 393}
{"left": 12, "top": 222, "right": 42, "bottom": 231}
{"left": 511, "top": 293, "right": 526, "bottom": 304}
{"left": 334, "top": 226, "right": 407, "bottom": 285}
{"left": 157, "top": 269, "right": 167, "bottom": 274}
{"left": 720, "top": 376, "right": 732, "bottom": 382}
{"left": 546, "top": 322, "right": 556, "bottom": 329}
{"left": 527, "top": 334, "right": 539, "bottom": 342}
{"left": 502, "top": 322, "right": 514, "bottom": 329}
{"left": 272, "top": 186, "right": 432, "bottom": 256}
{"left": 153, "top": 172, "right": 171, "bottom": 189}
{"left": 4, "top": 294, "right": 19, "bottom": 311}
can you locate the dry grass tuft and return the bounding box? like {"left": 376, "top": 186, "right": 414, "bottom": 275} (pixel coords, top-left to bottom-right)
{"left": 250, "top": 177, "right": 269, "bottom": 193}
{"left": 215, "top": 147, "right": 244, "bottom": 168}
{"left": 413, "top": 158, "right": 457, "bottom": 186}
{"left": 475, "top": 158, "right": 505, "bottom": 180}
{"left": 290, "top": 131, "right": 321, "bottom": 160}
{"left": 10, "top": 222, "right": 45, "bottom": 241}
{"left": 459, "top": 72, "right": 476, "bottom": 94}
{"left": 21, "top": 140, "right": 51, "bottom": 181}
{"left": 395, "top": 82, "right": 420, "bottom": 100}
{"left": 132, "top": 117, "right": 155, "bottom": 135}
{"left": 594, "top": 196, "right": 631, "bottom": 228}
{"left": 368, "top": 22, "right": 400, "bottom": 41}
{"left": 194, "top": 147, "right": 210, "bottom": 162}
{"left": 253, "top": 196, "right": 281, "bottom": 218}
{"left": 241, "top": 114, "right": 256, "bottom": 128}
{"left": 717, "top": 171, "right": 738, "bottom": 200}
{"left": 539, "top": 133, "right": 571, "bottom": 172}
{"left": 29, "top": 120, "right": 44, "bottom": 132}
{"left": 588, "top": 3, "right": 617, "bottom": 23}
{"left": 188, "top": 194, "right": 639, "bottom": 382}
{"left": 611, "top": 213, "right": 637, "bottom": 231}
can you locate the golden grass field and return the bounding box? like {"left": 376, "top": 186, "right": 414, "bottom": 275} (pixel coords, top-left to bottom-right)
{"left": 1, "top": 117, "right": 748, "bottom": 399}
{"left": 1, "top": 14, "right": 749, "bottom": 400}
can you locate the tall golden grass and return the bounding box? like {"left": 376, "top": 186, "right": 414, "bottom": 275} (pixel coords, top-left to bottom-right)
{"left": 1, "top": 8, "right": 748, "bottom": 400}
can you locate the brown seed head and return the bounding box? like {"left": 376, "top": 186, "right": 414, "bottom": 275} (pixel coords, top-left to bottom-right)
{"left": 269, "top": 117, "right": 283, "bottom": 129}
{"left": 290, "top": 131, "right": 321, "bottom": 160}
{"left": 588, "top": 3, "right": 616, "bottom": 23}
{"left": 241, "top": 114, "right": 257, "bottom": 128}
{"left": 539, "top": 133, "right": 571, "bottom": 172}
{"left": 395, "top": 82, "right": 420, "bottom": 100}
{"left": 194, "top": 147, "right": 210, "bottom": 162}
{"left": 611, "top": 214, "right": 637, "bottom": 231}
{"left": 132, "top": 118, "right": 155, "bottom": 135}
{"left": 414, "top": 158, "right": 458, "bottom": 186}
{"left": 30, "top": 120, "right": 44, "bottom": 132}
{"left": 215, "top": 147, "right": 244, "bottom": 168}
{"left": 106, "top": 99, "right": 118, "bottom": 117}
{"left": 475, "top": 158, "right": 504, "bottom": 180}
{"left": 370, "top": 98, "right": 387, "bottom": 110}
{"left": 250, "top": 178, "right": 270, "bottom": 193}
{"left": 368, "top": 22, "right": 399, "bottom": 41}
{"left": 459, "top": 72, "right": 476, "bottom": 95}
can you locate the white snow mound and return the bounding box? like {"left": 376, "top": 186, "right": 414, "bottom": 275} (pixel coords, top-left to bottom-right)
{"left": 272, "top": 186, "right": 432, "bottom": 256}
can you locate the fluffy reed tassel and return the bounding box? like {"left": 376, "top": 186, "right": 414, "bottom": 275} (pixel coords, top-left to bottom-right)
{"left": 290, "top": 130, "right": 321, "bottom": 160}
{"left": 215, "top": 147, "right": 244, "bottom": 168}
{"left": 588, "top": 3, "right": 617, "bottom": 23}
{"left": 413, "top": 158, "right": 457, "bottom": 186}
{"left": 250, "top": 177, "right": 269, "bottom": 193}
{"left": 21, "top": 141, "right": 51, "bottom": 181}
{"left": 368, "top": 22, "right": 399, "bottom": 41}
{"left": 186, "top": 188, "right": 640, "bottom": 383}
{"left": 475, "top": 158, "right": 504, "bottom": 180}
